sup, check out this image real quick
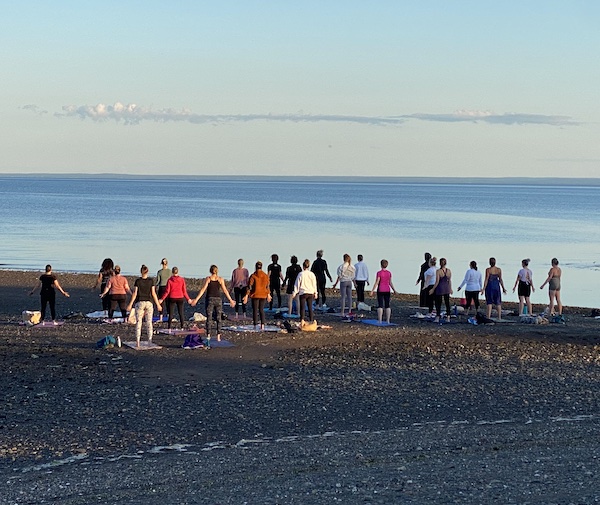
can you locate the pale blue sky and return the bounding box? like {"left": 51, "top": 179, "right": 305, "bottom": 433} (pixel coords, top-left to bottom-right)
{"left": 2, "top": 1, "right": 599, "bottom": 177}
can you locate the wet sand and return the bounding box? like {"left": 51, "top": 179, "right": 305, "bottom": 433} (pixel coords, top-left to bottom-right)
{"left": 1, "top": 269, "right": 599, "bottom": 504}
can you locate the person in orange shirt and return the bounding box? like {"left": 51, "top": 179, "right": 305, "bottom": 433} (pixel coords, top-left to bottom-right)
{"left": 243, "top": 261, "right": 271, "bottom": 330}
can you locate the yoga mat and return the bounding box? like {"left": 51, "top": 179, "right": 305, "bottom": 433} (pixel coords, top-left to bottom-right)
{"left": 361, "top": 319, "right": 398, "bottom": 327}
{"left": 123, "top": 341, "right": 163, "bottom": 350}
{"left": 222, "top": 324, "right": 280, "bottom": 332}
{"left": 86, "top": 310, "right": 110, "bottom": 318}
{"left": 31, "top": 320, "right": 65, "bottom": 327}
{"left": 157, "top": 328, "right": 206, "bottom": 335}
{"left": 204, "top": 339, "right": 235, "bottom": 348}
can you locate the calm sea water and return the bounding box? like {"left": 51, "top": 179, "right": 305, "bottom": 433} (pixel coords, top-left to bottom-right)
{"left": 1, "top": 175, "right": 599, "bottom": 308}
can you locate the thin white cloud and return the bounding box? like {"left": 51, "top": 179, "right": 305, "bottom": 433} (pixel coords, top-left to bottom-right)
{"left": 55, "top": 103, "right": 403, "bottom": 126}
{"left": 50, "top": 102, "right": 576, "bottom": 127}
{"left": 401, "top": 110, "right": 575, "bottom": 126}
{"left": 21, "top": 104, "right": 48, "bottom": 115}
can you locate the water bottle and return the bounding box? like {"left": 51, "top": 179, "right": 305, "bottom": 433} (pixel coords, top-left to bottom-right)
{"left": 206, "top": 335, "right": 211, "bottom": 349}
{"left": 117, "top": 336, "right": 122, "bottom": 348}
{"left": 523, "top": 306, "right": 528, "bottom": 315}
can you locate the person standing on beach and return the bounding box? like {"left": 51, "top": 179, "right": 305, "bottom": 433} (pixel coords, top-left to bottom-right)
{"left": 482, "top": 257, "right": 507, "bottom": 320}
{"left": 416, "top": 252, "right": 432, "bottom": 308}
{"left": 158, "top": 267, "right": 192, "bottom": 330}
{"left": 429, "top": 257, "right": 453, "bottom": 323}
{"left": 292, "top": 259, "right": 318, "bottom": 324}
{"left": 230, "top": 258, "right": 249, "bottom": 320}
{"left": 127, "top": 265, "right": 162, "bottom": 347}
{"left": 457, "top": 261, "right": 483, "bottom": 316}
{"left": 540, "top": 258, "right": 563, "bottom": 316}
{"left": 370, "top": 259, "right": 396, "bottom": 324}
{"left": 100, "top": 265, "right": 131, "bottom": 320}
{"left": 267, "top": 254, "right": 284, "bottom": 310}
{"left": 512, "top": 258, "right": 534, "bottom": 315}
{"left": 311, "top": 250, "right": 333, "bottom": 309}
{"left": 282, "top": 255, "right": 302, "bottom": 315}
{"left": 92, "top": 258, "right": 114, "bottom": 311}
{"left": 30, "top": 264, "right": 70, "bottom": 324}
{"left": 191, "top": 265, "right": 235, "bottom": 341}
{"left": 354, "top": 254, "right": 369, "bottom": 305}
{"left": 243, "top": 261, "right": 271, "bottom": 330}
{"left": 155, "top": 258, "right": 171, "bottom": 322}
{"left": 423, "top": 257, "right": 437, "bottom": 316}
{"left": 332, "top": 253, "right": 356, "bottom": 315}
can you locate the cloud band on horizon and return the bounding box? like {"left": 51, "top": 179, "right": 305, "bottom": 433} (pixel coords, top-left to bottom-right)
{"left": 44, "top": 102, "right": 575, "bottom": 127}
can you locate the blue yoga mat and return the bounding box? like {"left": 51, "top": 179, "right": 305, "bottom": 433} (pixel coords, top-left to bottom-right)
{"left": 361, "top": 319, "right": 398, "bottom": 327}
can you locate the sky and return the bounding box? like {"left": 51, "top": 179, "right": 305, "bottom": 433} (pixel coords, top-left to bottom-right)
{"left": 2, "top": 1, "right": 599, "bottom": 177}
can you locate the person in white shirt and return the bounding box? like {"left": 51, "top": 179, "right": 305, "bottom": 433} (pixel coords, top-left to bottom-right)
{"left": 457, "top": 260, "right": 483, "bottom": 316}
{"left": 423, "top": 257, "right": 437, "bottom": 315}
{"left": 354, "top": 254, "right": 369, "bottom": 304}
{"left": 293, "top": 259, "right": 318, "bottom": 323}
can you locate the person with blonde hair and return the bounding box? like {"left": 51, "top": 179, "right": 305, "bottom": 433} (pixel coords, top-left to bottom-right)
{"left": 332, "top": 253, "right": 356, "bottom": 315}
{"left": 230, "top": 258, "right": 249, "bottom": 319}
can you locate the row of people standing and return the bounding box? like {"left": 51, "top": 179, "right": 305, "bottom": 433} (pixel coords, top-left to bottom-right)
{"left": 416, "top": 252, "right": 563, "bottom": 320}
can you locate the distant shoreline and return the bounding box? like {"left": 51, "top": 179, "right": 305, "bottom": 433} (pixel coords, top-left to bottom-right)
{"left": 1, "top": 173, "right": 600, "bottom": 186}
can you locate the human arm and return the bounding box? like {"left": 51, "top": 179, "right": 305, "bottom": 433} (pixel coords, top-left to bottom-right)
{"left": 30, "top": 280, "right": 41, "bottom": 296}
{"left": 100, "top": 279, "right": 112, "bottom": 298}
{"left": 126, "top": 286, "right": 138, "bottom": 312}
{"left": 447, "top": 269, "right": 453, "bottom": 295}
{"left": 498, "top": 269, "right": 507, "bottom": 294}
{"left": 481, "top": 269, "right": 489, "bottom": 294}
{"left": 457, "top": 271, "right": 469, "bottom": 292}
{"left": 158, "top": 279, "right": 171, "bottom": 303}
{"left": 429, "top": 270, "right": 441, "bottom": 295}
{"left": 219, "top": 277, "right": 236, "bottom": 307}
{"left": 191, "top": 277, "right": 210, "bottom": 306}
{"left": 92, "top": 271, "right": 102, "bottom": 290}
{"left": 370, "top": 275, "right": 380, "bottom": 296}
{"left": 540, "top": 268, "right": 553, "bottom": 289}
{"left": 151, "top": 286, "right": 162, "bottom": 312}
{"left": 243, "top": 275, "right": 254, "bottom": 303}
{"left": 54, "top": 279, "right": 70, "bottom": 297}
{"left": 512, "top": 274, "right": 520, "bottom": 292}
{"left": 182, "top": 279, "right": 192, "bottom": 304}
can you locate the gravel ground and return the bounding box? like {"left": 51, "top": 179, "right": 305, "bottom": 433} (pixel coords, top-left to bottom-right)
{"left": 1, "top": 269, "right": 599, "bottom": 504}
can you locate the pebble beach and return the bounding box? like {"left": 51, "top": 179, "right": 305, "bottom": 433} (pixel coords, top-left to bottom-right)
{"left": 1, "top": 269, "right": 599, "bottom": 504}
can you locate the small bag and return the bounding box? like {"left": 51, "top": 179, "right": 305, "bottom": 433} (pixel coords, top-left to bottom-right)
{"left": 301, "top": 320, "right": 317, "bottom": 332}
{"left": 96, "top": 335, "right": 116, "bottom": 349}
{"left": 182, "top": 333, "right": 203, "bottom": 349}
{"left": 22, "top": 310, "right": 41, "bottom": 326}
